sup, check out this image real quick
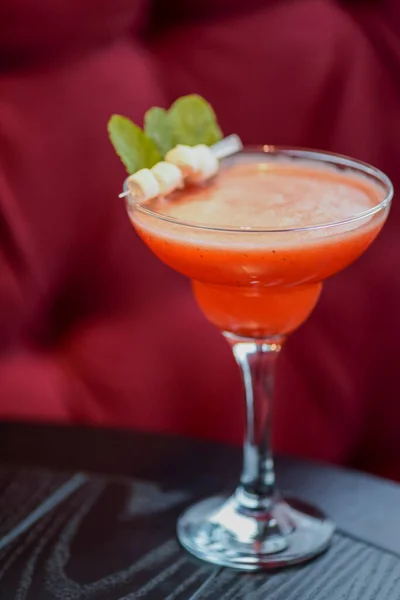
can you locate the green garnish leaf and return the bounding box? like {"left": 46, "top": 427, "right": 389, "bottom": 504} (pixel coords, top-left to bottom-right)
{"left": 107, "top": 115, "right": 162, "bottom": 174}
{"left": 108, "top": 95, "right": 224, "bottom": 173}
{"left": 144, "top": 107, "right": 176, "bottom": 156}
{"left": 168, "top": 94, "right": 223, "bottom": 146}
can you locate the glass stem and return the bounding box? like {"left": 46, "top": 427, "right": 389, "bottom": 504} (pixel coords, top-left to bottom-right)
{"left": 224, "top": 333, "right": 284, "bottom": 512}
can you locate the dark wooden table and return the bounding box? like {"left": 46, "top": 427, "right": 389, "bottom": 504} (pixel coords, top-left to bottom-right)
{"left": 0, "top": 422, "right": 399, "bottom": 599}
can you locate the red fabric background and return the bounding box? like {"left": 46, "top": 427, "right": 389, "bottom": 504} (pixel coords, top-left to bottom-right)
{"left": 1, "top": 0, "right": 400, "bottom": 479}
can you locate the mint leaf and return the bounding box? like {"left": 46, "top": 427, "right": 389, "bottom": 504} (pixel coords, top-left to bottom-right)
{"left": 108, "top": 115, "right": 161, "bottom": 174}
{"left": 144, "top": 107, "right": 176, "bottom": 156}
{"left": 168, "top": 94, "right": 223, "bottom": 147}
{"left": 108, "top": 96, "right": 224, "bottom": 174}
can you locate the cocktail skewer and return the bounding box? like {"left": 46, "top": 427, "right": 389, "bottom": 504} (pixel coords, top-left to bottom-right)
{"left": 118, "top": 134, "right": 243, "bottom": 200}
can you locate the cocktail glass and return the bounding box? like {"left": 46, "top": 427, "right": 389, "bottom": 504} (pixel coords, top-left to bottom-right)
{"left": 124, "top": 147, "right": 393, "bottom": 570}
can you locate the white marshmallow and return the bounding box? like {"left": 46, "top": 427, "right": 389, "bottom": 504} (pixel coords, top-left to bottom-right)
{"left": 165, "top": 145, "right": 200, "bottom": 177}
{"left": 189, "top": 144, "right": 219, "bottom": 182}
{"left": 127, "top": 169, "right": 160, "bottom": 201}
{"left": 151, "top": 161, "right": 184, "bottom": 195}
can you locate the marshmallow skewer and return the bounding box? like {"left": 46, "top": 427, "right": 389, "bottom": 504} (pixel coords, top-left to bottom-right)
{"left": 118, "top": 134, "right": 243, "bottom": 200}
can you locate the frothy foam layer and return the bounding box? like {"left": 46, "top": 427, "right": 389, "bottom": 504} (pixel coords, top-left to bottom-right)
{"left": 148, "top": 162, "right": 383, "bottom": 229}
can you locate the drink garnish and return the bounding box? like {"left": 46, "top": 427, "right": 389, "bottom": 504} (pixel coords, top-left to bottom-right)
{"left": 108, "top": 115, "right": 162, "bottom": 175}
{"left": 108, "top": 95, "right": 242, "bottom": 202}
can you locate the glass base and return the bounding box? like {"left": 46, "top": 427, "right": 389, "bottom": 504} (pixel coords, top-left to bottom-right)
{"left": 177, "top": 494, "right": 334, "bottom": 571}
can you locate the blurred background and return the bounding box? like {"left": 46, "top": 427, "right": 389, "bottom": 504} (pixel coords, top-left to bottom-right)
{"left": 1, "top": 0, "right": 400, "bottom": 480}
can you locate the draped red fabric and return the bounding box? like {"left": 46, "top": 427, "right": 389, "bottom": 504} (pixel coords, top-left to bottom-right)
{"left": 1, "top": 0, "right": 399, "bottom": 480}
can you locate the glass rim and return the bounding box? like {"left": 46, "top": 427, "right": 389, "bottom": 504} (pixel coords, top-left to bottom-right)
{"left": 125, "top": 145, "right": 394, "bottom": 234}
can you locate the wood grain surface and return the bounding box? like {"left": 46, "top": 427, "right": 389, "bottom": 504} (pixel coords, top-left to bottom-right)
{"left": 0, "top": 423, "right": 399, "bottom": 599}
